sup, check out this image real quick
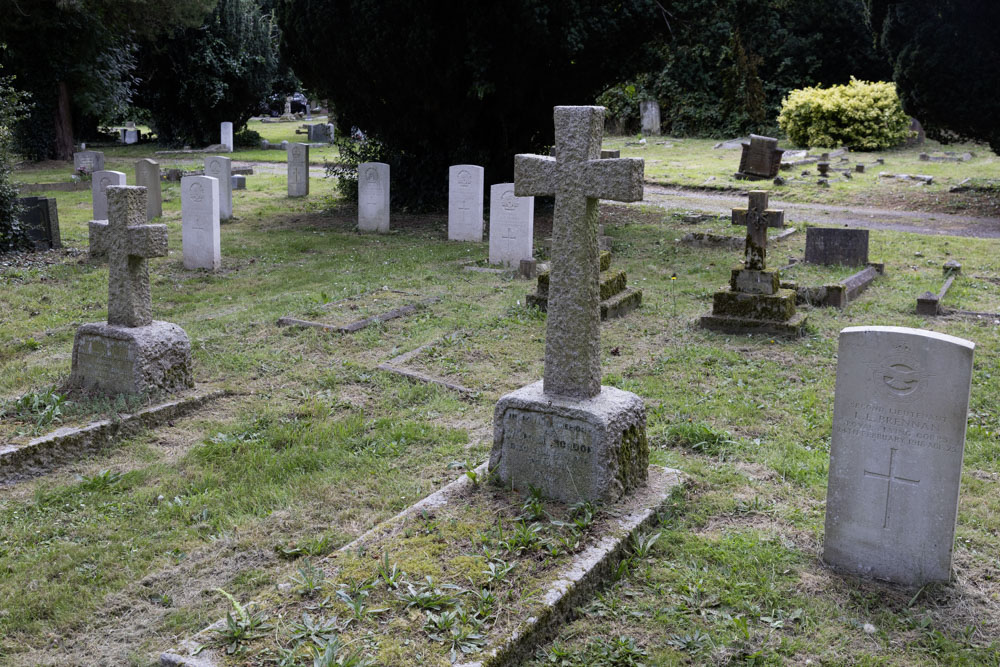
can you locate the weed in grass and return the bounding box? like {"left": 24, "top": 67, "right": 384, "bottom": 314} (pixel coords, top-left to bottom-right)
{"left": 375, "top": 552, "right": 405, "bottom": 589}
{"left": 211, "top": 588, "right": 272, "bottom": 655}
{"left": 665, "top": 629, "right": 712, "bottom": 655}
{"left": 292, "top": 560, "right": 328, "bottom": 598}
{"left": 288, "top": 612, "right": 343, "bottom": 646}
{"left": 447, "top": 459, "right": 482, "bottom": 487}
{"left": 482, "top": 559, "right": 516, "bottom": 587}
{"left": 666, "top": 421, "right": 741, "bottom": 458}
{"left": 2, "top": 386, "right": 68, "bottom": 434}
{"left": 397, "top": 577, "right": 463, "bottom": 611}
{"left": 423, "top": 607, "right": 486, "bottom": 663}
{"left": 77, "top": 469, "right": 124, "bottom": 491}
{"left": 309, "top": 637, "right": 375, "bottom": 667}
{"left": 335, "top": 588, "right": 388, "bottom": 622}
{"left": 630, "top": 530, "right": 662, "bottom": 559}
{"left": 520, "top": 486, "right": 548, "bottom": 522}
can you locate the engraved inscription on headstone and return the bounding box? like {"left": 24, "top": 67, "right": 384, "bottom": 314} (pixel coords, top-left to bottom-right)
{"left": 182, "top": 175, "right": 221, "bottom": 271}
{"left": 824, "top": 326, "right": 975, "bottom": 586}
{"left": 447, "top": 164, "right": 485, "bottom": 241}
{"left": 488, "top": 183, "right": 534, "bottom": 267}
{"left": 287, "top": 143, "right": 309, "bottom": 197}
{"left": 358, "top": 162, "right": 390, "bottom": 233}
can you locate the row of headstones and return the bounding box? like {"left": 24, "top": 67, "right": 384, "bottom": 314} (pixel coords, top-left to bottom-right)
{"left": 356, "top": 162, "right": 535, "bottom": 268}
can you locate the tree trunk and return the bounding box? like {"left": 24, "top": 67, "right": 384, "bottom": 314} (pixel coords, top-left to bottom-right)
{"left": 53, "top": 81, "right": 74, "bottom": 161}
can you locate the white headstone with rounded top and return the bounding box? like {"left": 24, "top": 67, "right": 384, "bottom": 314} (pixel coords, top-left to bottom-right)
{"left": 488, "top": 183, "right": 534, "bottom": 267}
{"left": 358, "top": 162, "right": 390, "bottom": 233}
{"left": 448, "top": 165, "right": 485, "bottom": 241}
{"left": 181, "top": 175, "right": 221, "bottom": 271}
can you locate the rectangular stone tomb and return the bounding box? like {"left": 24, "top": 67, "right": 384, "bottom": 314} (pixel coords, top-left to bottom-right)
{"left": 16, "top": 196, "right": 61, "bottom": 250}
{"left": 490, "top": 381, "right": 648, "bottom": 504}
{"left": 181, "top": 175, "right": 221, "bottom": 271}
{"left": 824, "top": 326, "right": 974, "bottom": 586}
{"left": 805, "top": 228, "right": 869, "bottom": 266}
{"left": 358, "top": 162, "right": 390, "bottom": 232}
{"left": 92, "top": 170, "right": 126, "bottom": 221}
{"left": 488, "top": 182, "right": 534, "bottom": 267}
{"left": 204, "top": 156, "right": 232, "bottom": 220}
{"left": 789, "top": 264, "right": 883, "bottom": 309}
{"left": 287, "top": 143, "right": 309, "bottom": 197}
{"left": 448, "top": 164, "right": 485, "bottom": 241}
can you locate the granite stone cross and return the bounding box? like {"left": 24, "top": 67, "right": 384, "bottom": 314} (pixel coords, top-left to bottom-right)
{"left": 90, "top": 185, "right": 168, "bottom": 327}
{"left": 514, "top": 106, "right": 643, "bottom": 399}
{"left": 740, "top": 190, "right": 778, "bottom": 271}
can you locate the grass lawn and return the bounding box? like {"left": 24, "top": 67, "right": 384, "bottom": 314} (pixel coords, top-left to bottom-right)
{"left": 1, "top": 138, "right": 999, "bottom": 665}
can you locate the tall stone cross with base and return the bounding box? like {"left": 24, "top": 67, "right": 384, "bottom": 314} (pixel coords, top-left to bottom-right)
{"left": 513, "top": 106, "right": 644, "bottom": 399}
{"left": 489, "top": 106, "right": 650, "bottom": 504}
{"left": 70, "top": 185, "right": 193, "bottom": 395}
{"left": 89, "top": 186, "right": 168, "bottom": 326}
{"left": 740, "top": 190, "right": 779, "bottom": 271}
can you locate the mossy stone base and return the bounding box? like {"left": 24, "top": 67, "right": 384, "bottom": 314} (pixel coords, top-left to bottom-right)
{"left": 528, "top": 286, "right": 642, "bottom": 321}
{"left": 700, "top": 311, "right": 808, "bottom": 338}
{"left": 528, "top": 251, "right": 641, "bottom": 321}
{"left": 729, "top": 267, "right": 780, "bottom": 295}
{"left": 711, "top": 288, "right": 798, "bottom": 321}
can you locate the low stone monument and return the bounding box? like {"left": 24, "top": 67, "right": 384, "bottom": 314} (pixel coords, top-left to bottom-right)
{"left": 805, "top": 228, "right": 869, "bottom": 266}
{"left": 640, "top": 100, "right": 660, "bottom": 136}
{"left": 205, "top": 156, "right": 232, "bottom": 220}
{"left": 73, "top": 150, "right": 104, "bottom": 174}
{"left": 134, "top": 158, "right": 162, "bottom": 221}
{"left": 92, "top": 170, "right": 126, "bottom": 221}
{"left": 307, "top": 123, "right": 334, "bottom": 142}
{"left": 527, "top": 250, "right": 642, "bottom": 321}
{"left": 487, "top": 183, "right": 534, "bottom": 267}
{"left": 181, "top": 175, "right": 221, "bottom": 271}
{"left": 287, "top": 143, "right": 309, "bottom": 197}
{"left": 736, "top": 135, "right": 785, "bottom": 180}
{"left": 824, "top": 326, "right": 974, "bottom": 586}
{"left": 16, "top": 197, "right": 61, "bottom": 250}
{"left": 231, "top": 174, "right": 247, "bottom": 190}
{"left": 358, "top": 162, "right": 390, "bottom": 233}
{"left": 448, "top": 165, "right": 485, "bottom": 241}
{"left": 700, "top": 191, "right": 806, "bottom": 337}
{"left": 70, "top": 185, "right": 192, "bottom": 395}
{"left": 489, "top": 106, "right": 649, "bottom": 503}
{"left": 220, "top": 121, "right": 233, "bottom": 152}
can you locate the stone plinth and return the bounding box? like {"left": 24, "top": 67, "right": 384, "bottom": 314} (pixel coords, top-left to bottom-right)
{"left": 489, "top": 381, "right": 648, "bottom": 503}
{"left": 527, "top": 250, "right": 642, "bottom": 321}
{"left": 358, "top": 162, "right": 390, "bottom": 232}
{"left": 824, "top": 326, "right": 974, "bottom": 586}
{"left": 69, "top": 321, "right": 193, "bottom": 395}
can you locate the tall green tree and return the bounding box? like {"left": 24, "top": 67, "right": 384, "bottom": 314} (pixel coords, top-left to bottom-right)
{"left": 137, "top": 0, "right": 280, "bottom": 146}
{"left": 0, "top": 0, "right": 217, "bottom": 160}
{"left": 0, "top": 57, "right": 30, "bottom": 251}
{"left": 865, "top": 0, "right": 1000, "bottom": 153}
{"left": 277, "top": 0, "right": 661, "bottom": 210}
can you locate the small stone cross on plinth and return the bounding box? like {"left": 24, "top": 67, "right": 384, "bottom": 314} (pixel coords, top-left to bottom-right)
{"left": 742, "top": 190, "right": 775, "bottom": 271}
{"left": 489, "top": 106, "right": 649, "bottom": 504}
{"left": 90, "top": 186, "right": 168, "bottom": 327}
{"left": 514, "top": 106, "right": 644, "bottom": 399}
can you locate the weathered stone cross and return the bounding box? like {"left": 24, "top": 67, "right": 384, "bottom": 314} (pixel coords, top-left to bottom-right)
{"left": 90, "top": 185, "right": 168, "bottom": 327}
{"left": 863, "top": 447, "right": 920, "bottom": 529}
{"left": 737, "top": 190, "right": 780, "bottom": 271}
{"left": 514, "top": 106, "right": 643, "bottom": 399}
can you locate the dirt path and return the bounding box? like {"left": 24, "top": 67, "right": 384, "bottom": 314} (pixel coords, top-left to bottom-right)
{"left": 642, "top": 184, "right": 1000, "bottom": 239}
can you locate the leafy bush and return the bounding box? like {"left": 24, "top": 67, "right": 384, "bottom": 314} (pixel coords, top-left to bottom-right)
{"left": 325, "top": 136, "right": 387, "bottom": 205}
{"left": 233, "top": 127, "right": 261, "bottom": 148}
{"left": 778, "top": 78, "right": 911, "bottom": 149}
{"left": 0, "top": 61, "right": 29, "bottom": 251}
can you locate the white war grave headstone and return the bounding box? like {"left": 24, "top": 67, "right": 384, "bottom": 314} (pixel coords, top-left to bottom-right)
{"left": 220, "top": 121, "right": 234, "bottom": 152}
{"left": 287, "top": 143, "right": 309, "bottom": 197}
{"left": 447, "top": 165, "right": 485, "bottom": 241}
{"left": 181, "top": 175, "right": 221, "bottom": 271}
{"left": 488, "top": 183, "right": 534, "bottom": 267}
{"left": 134, "top": 158, "right": 162, "bottom": 221}
{"left": 205, "top": 156, "right": 232, "bottom": 220}
{"left": 70, "top": 185, "right": 193, "bottom": 395}
{"left": 488, "top": 106, "right": 648, "bottom": 503}
{"left": 92, "top": 170, "right": 126, "bottom": 221}
{"left": 824, "top": 326, "right": 975, "bottom": 586}
{"left": 358, "top": 162, "right": 390, "bottom": 233}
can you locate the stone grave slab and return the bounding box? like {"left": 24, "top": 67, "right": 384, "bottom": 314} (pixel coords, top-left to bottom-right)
{"left": 73, "top": 150, "right": 104, "bottom": 174}
{"left": 71, "top": 185, "right": 193, "bottom": 396}
{"left": 488, "top": 182, "right": 534, "bottom": 267}
{"left": 287, "top": 143, "right": 309, "bottom": 197}
{"left": 358, "top": 161, "right": 390, "bottom": 232}
{"left": 135, "top": 158, "right": 162, "bottom": 221}
{"left": 736, "top": 134, "right": 785, "bottom": 179}
{"left": 805, "top": 228, "right": 869, "bottom": 266}
{"left": 277, "top": 290, "right": 437, "bottom": 334}
{"left": 16, "top": 196, "right": 61, "bottom": 250}
{"left": 448, "top": 164, "right": 485, "bottom": 241}
{"left": 204, "top": 156, "right": 232, "bottom": 220}
{"left": 824, "top": 326, "right": 974, "bottom": 586}
{"left": 181, "top": 175, "right": 221, "bottom": 271}
{"left": 92, "top": 170, "right": 126, "bottom": 221}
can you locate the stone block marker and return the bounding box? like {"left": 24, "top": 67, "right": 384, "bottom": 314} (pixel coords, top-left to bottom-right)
{"left": 287, "top": 143, "right": 309, "bottom": 197}
{"left": 135, "top": 158, "right": 162, "bottom": 221}
{"left": 70, "top": 185, "right": 193, "bottom": 396}
{"left": 92, "top": 170, "right": 126, "bottom": 221}
{"left": 181, "top": 175, "right": 221, "bottom": 271}
{"left": 640, "top": 100, "right": 660, "bottom": 135}
{"left": 447, "top": 165, "right": 485, "bottom": 241}
{"left": 204, "top": 156, "right": 232, "bottom": 220}
{"left": 73, "top": 150, "right": 105, "bottom": 174}
{"left": 487, "top": 183, "right": 534, "bottom": 266}
{"left": 231, "top": 174, "right": 246, "bottom": 190}
{"left": 805, "top": 228, "right": 869, "bottom": 266}
{"left": 824, "top": 326, "right": 974, "bottom": 586}
{"left": 16, "top": 196, "right": 61, "bottom": 250}
{"left": 736, "top": 134, "right": 785, "bottom": 180}
{"left": 489, "top": 106, "right": 649, "bottom": 504}
{"left": 358, "top": 161, "right": 390, "bottom": 233}
{"left": 220, "top": 121, "right": 233, "bottom": 152}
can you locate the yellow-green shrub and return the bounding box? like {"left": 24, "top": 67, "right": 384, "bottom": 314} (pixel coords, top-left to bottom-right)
{"left": 778, "top": 78, "right": 911, "bottom": 150}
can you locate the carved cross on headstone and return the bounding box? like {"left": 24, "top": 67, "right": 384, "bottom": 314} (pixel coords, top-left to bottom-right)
{"left": 90, "top": 185, "right": 168, "bottom": 327}
{"left": 864, "top": 447, "right": 920, "bottom": 529}
{"left": 739, "top": 190, "right": 781, "bottom": 271}
{"left": 514, "top": 106, "right": 643, "bottom": 399}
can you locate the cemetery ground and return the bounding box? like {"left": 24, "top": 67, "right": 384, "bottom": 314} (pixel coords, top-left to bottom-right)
{"left": 1, "top": 142, "right": 999, "bottom": 666}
